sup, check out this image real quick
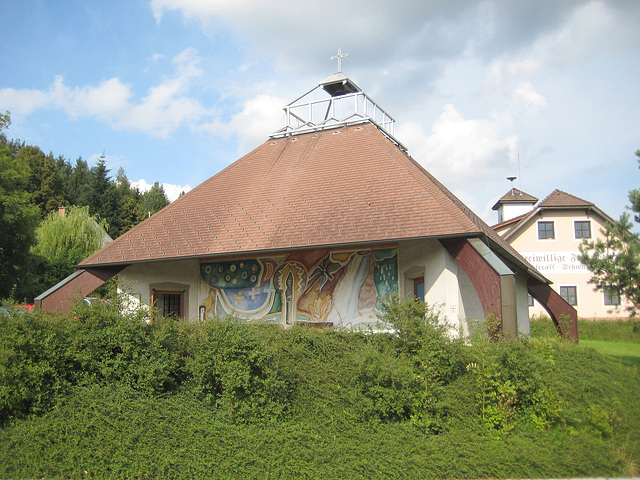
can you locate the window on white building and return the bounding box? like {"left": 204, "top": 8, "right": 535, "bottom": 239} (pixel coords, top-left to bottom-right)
{"left": 538, "top": 221, "right": 555, "bottom": 239}
{"left": 414, "top": 276, "right": 425, "bottom": 301}
{"left": 603, "top": 287, "right": 621, "bottom": 306}
{"left": 574, "top": 220, "right": 591, "bottom": 239}
{"left": 559, "top": 286, "right": 577, "bottom": 306}
{"left": 152, "top": 290, "right": 184, "bottom": 318}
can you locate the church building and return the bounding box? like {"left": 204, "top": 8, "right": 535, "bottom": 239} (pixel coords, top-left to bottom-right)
{"left": 35, "top": 60, "right": 577, "bottom": 340}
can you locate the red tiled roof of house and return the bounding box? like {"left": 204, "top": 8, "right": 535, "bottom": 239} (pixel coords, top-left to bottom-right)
{"left": 538, "top": 189, "right": 594, "bottom": 208}
{"left": 79, "top": 123, "right": 535, "bottom": 274}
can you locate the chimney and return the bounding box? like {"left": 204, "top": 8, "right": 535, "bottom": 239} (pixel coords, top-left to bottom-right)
{"left": 58, "top": 206, "right": 66, "bottom": 217}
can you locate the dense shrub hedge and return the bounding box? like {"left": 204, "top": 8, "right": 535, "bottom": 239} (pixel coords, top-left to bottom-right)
{"left": 1, "top": 296, "right": 639, "bottom": 478}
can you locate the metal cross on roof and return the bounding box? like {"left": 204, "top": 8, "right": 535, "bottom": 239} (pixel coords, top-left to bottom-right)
{"left": 331, "top": 48, "right": 348, "bottom": 72}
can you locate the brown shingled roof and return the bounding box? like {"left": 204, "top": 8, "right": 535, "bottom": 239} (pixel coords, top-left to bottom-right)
{"left": 538, "top": 189, "right": 594, "bottom": 208}
{"left": 79, "top": 123, "right": 534, "bottom": 275}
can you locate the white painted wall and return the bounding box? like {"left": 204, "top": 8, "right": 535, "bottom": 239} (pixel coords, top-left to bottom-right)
{"left": 115, "top": 239, "right": 529, "bottom": 337}
{"left": 398, "top": 238, "right": 483, "bottom": 337}
{"left": 118, "top": 258, "right": 200, "bottom": 320}
{"left": 498, "top": 202, "right": 536, "bottom": 223}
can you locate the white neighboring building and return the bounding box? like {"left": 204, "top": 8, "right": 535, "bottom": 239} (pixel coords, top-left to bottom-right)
{"left": 493, "top": 189, "right": 629, "bottom": 320}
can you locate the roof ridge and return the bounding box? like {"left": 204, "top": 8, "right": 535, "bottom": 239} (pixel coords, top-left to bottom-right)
{"left": 538, "top": 189, "right": 594, "bottom": 207}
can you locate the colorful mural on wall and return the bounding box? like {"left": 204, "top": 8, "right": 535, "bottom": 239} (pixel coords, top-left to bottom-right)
{"left": 199, "top": 247, "right": 398, "bottom": 329}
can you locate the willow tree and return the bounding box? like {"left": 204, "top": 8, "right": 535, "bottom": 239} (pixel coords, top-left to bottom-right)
{"left": 32, "top": 205, "right": 111, "bottom": 284}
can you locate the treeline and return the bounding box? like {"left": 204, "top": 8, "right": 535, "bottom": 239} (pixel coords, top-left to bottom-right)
{"left": 0, "top": 112, "right": 173, "bottom": 301}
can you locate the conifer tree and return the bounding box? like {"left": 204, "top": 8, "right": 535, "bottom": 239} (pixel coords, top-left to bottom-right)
{"left": 140, "top": 181, "right": 170, "bottom": 217}
{"left": 579, "top": 150, "right": 640, "bottom": 316}
{"left": 87, "top": 154, "right": 119, "bottom": 237}
{"left": 114, "top": 167, "right": 144, "bottom": 235}
{"left": 66, "top": 157, "right": 91, "bottom": 207}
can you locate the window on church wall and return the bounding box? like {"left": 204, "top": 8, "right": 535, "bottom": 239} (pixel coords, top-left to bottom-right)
{"left": 413, "top": 276, "right": 425, "bottom": 301}
{"left": 284, "top": 272, "right": 294, "bottom": 326}
{"left": 151, "top": 290, "right": 184, "bottom": 319}
{"left": 603, "top": 287, "right": 620, "bottom": 306}
{"left": 574, "top": 220, "right": 591, "bottom": 239}
{"left": 559, "top": 286, "right": 577, "bottom": 306}
{"left": 537, "top": 221, "right": 555, "bottom": 240}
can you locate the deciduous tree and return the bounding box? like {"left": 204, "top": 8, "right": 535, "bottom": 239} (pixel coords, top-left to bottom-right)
{"left": 0, "top": 112, "right": 40, "bottom": 299}
{"left": 32, "top": 205, "right": 111, "bottom": 285}
{"left": 16, "top": 145, "right": 64, "bottom": 217}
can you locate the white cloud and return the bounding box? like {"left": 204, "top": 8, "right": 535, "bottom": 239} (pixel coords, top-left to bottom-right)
{"left": 397, "top": 104, "right": 517, "bottom": 184}
{"left": 0, "top": 87, "right": 50, "bottom": 115}
{"left": 132, "top": 179, "right": 192, "bottom": 202}
{"left": 0, "top": 48, "right": 211, "bottom": 138}
{"left": 198, "top": 94, "right": 286, "bottom": 155}
{"left": 49, "top": 76, "right": 133, "bottom": 119}
{"left": 513, "top": 82, "right": 547, "bottom": 112}
{"left": 485, "top": 1, "right": 640, "bottom": 93}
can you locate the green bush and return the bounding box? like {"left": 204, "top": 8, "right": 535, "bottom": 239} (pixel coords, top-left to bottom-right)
{"left": 466, "top": 331, "right": 559, "bottom": 433}
{"left": 0, "top": 300, "right": 194, "bottom": 425}
{"left": 1, "top": 298, "right": 639, "bottom": 478}
{"left": 0, "top": 311, "right": 75, "bottom": 425}
{"left": 185, "top": 319, "right": 296, "bottom": 422}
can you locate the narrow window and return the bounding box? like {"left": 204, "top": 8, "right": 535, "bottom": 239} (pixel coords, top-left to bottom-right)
{"left": 284, "top": 271, "right": 294, "bottom": 325}
{"left": 559, "top": 286, "right": 577, "bottom": 306}
{"left": 414, "top": 276, "right": 425, "bottom": 301}
{"left": 574, "top": 220, "right": 591, "bottom": 239}
{"left": 538, "top": 221, "right": 555, "bottom": 240}
{"left": 603, "top": 287, "right": 620, "bottom": 306}
{"left": 528, "top": 294, "right": 534, "bottom": 307}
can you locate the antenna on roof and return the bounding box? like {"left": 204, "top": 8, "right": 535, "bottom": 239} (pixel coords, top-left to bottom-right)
{"left": 517, "top": 151, "right": 522, "bottom": 195}
{"left": 507, "top": 176, "right": 517, "bottom": 196}
{"left": 516, "top": 143, "right": 524, "bottom": 195}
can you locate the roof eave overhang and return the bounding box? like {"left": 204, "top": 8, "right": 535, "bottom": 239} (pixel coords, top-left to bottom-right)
{"left": 481, "top": 233, "right": 550, "bottom": 284}
{"left": 78, "top": 231, "right": 489, "bottom": 269}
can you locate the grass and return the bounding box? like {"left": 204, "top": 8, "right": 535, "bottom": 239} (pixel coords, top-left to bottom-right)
{"left": 530, "top": 316, "right": 640, "bottom": 343}
{"left": 531, "top": 316, "right": 640, "bottom": 369}
{"left": 580, "top": 339, "right": 640, "bottom": 369}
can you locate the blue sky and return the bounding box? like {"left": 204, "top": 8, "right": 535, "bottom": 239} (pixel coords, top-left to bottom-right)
{"left": 1, "top": 0, "right": 639, "bottom": 224}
